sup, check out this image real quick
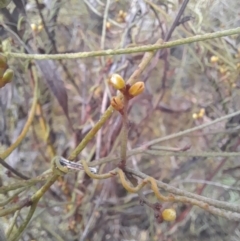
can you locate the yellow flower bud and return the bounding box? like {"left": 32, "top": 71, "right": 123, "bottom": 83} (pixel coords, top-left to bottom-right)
{"left": 118, "top": 10, "right": 124, "bottom": 17}
{"left": 2, "top": 69, "right": 14, "bottom": 83}
{"left": 219, "top": 67, "right": 227, "bottom": 74}
{"left": 210, "top": 56, "right": 219, "bottom": 63}
{"left": 109, "top": 74, "right": 126, "bottom": 90}
{"left": 0, "top": 69, "right": 13, "bottom": 88}
{"left": 38, "top": 24, "right": 43, "bottom": 32}
{"left": 31, "top": 23, "right": 37, "bottom": 32}
{"left": 192, "top": 113, "right": 198, "bottom": 119}
{"left": 128, "top": 82, "right": 145, "bottom": 97}
{"left": 162, "top": 208, "right": 176, "bottom": 222}
{"left": 111, "top": 96, "right": 124, "bottom": 112}
{"left": 198, "top": 108, "right": 205, "bottom": 118}
{"left": 106, "top": 22, "right": 111, "bottom": 30}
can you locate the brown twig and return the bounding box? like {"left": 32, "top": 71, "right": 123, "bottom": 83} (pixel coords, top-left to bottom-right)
{"left": 0, "top": 158, "right": 29, "bottom": 180}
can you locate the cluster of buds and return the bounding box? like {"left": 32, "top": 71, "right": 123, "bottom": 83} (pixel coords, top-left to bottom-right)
{"left": 109, "top": 73, "right": 145, "bottom": 113}
{"left": 0, "top": 54, "right": 14, "bottom": 88}
{"left": 31, "top": 20, "right": 44, "bottom": 33}
{"left": 192, "top": 108, "right": 205, "bottom": 120}
{"left": 209, "top": 55, "right": 237, "bottom": 87}
{"left": 117, "top": 10, "right": 127, "bottom": 23}
{"left": 210, "top": 55, "right": 228, "bottom": 74}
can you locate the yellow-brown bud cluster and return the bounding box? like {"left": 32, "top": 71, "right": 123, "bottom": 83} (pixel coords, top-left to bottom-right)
{"left": 117, "top": 10, "right": 127, "bottom": 23}
{"left": 0, "top": 54, "right": 14, "bottom": 88}
{"left": 192, "top": 108, "right": 205, "bottom": 120}
{"left": 209, "top": 55, "right": 239, "bottom": 88}
{"left": 109, "top": 73, "right": 145, "bottom": 112}
{"left": 31, "top": 20, "right": 44, "bottom": 33}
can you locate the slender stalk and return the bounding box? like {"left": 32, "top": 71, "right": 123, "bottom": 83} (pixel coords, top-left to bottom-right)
{"left": 4, "top": 27, "right": 240, "bottom": 60}
{"left": 6, "top": 210, "right": 19, "bottom": 238}
{"left": 0, "top": 173, "right": 51, "bottom": 194}
{"left": 0, "top": 68, "right": 38, "bottom": 160}
{"left": 68, "top": 106, "right": 114, "bottom": 160}
{"left": 120, "top": 96, "right": 129, "bottom": 165}
{"left": 0, "top": 158, "right": 29, "bottom": 180}
{"left": 9, "top": 200, "right": 39, "bottom": 241}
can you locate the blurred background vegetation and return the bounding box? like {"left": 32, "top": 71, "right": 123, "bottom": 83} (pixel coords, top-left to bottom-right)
{"left": 1, "top": 0, "right": 240, "bottom": 240}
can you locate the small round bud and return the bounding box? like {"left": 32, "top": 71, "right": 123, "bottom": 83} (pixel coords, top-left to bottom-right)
{"left": 0, "top": 69, "right": 13, "bottom": 88}
{"left": 109, "top": 74, "right": 126, "bottom": 90}
{"left": 219, "top": 67, "right": 227, "bottom": 74}
{"left": 31, "top": 23, "right": 37, "bottom": 32}
{"left": 162, "top": 208, "right": 176, "bottom": 222}
{"left": 106, "top": 22, "right": 111, "bottom": 30}
{"left": 192, "top": 113, "right": 198, "bottom": 119}
{"left": 2, "top": 69, "right": 14, "bottom": 83}
{"left": 210, "top": 56, "right": 219, "bottom": 63}
{"left": 118, "top": 10, "right": 124, "bottom": 17}
{"left": 111, "top": 96, "right": 124, "bottom": 112}
{"left": 38, "top": 24, "right": 43, "bottom": 32}
{"left": 128, "top": 82, "right": 145, "bottom": 97}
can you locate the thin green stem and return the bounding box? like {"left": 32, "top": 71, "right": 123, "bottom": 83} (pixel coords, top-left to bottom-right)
{"left": 144, "top": 109, "right": 240, "bottom": 147}
{"left": 4, "top": 27, "right": 240, "bottom": 60}
{"left": 68, "top": 106, "right": 114, "bottom": 160}
{"left": 101, "top": 0, "right": 110, "bottom": 50}
{"left": 30, "top": 174, "right": 59, "bottom": 203}
{"left": 0, "top": 175, "right": 58, "bottom": 217}
{"left": 0, "top": 188, "right": 26, "bottom": 206}
{"left": 9, "top": 200, "right": 39, "bottom": 241}
{"left": 0, "top": 173, "right": 51, "bottom": 194}
{"left": 6, "top": 210, "right": 19, "bottom": 238}
{"left": 0, "top": 68, "right": 38, "bottom": 160}
{"left": 146, "top": 150, "right": 240, "bottom": 158}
